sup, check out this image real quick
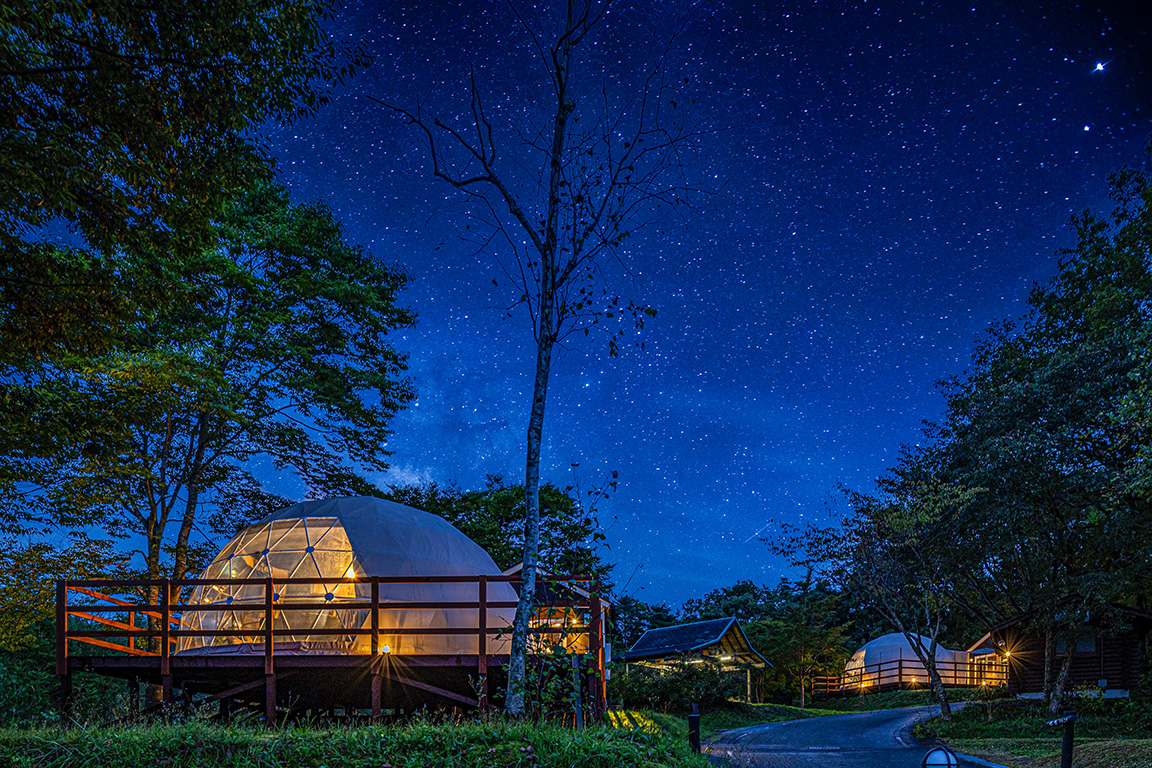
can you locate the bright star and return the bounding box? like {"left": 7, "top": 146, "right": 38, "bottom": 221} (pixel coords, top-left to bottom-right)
{"left": 1095, "top": 62, "right": 1105, "bottom": 71}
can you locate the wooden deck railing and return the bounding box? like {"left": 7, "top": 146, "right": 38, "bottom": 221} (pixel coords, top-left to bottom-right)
{"left": 56, "top": 574, "right": 605, "bottom": 716}
{"left": 811, "top": 656, "right": 1008, "bottom": 698}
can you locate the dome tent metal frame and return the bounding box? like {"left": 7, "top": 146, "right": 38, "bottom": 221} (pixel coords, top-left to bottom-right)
{"left": 54, "top": 497, "right": 607, "bottom": 724}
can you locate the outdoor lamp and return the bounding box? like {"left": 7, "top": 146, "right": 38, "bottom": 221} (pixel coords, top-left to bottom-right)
{"left": 921, "top": 746, "right": 959, "bottom": 767}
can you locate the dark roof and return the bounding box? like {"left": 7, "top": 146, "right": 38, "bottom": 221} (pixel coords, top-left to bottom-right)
{"left": 618, "top": 617, "right": 770, "bottom": 666}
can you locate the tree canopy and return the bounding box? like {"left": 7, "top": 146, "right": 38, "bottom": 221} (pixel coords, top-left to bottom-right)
{"left": 0, "top": 182, "right": 415, "bottom": 647}
{"left": 385, "top": 476, "right": 612, "bottom": 581}
{"left": 1, "top": 0, "right": 365, "bottom": 257}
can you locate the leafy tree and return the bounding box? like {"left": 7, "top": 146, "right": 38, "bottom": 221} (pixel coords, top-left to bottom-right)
{"left": 1, "top": 0, "right": 365, "bottom": 258}
{"left": 782, "top": 477, "right": 981, "bottom": 719}
{"left": 745, "top": 576, "right": 852, "bottom": 708}
{"left": 385, "top": 476, "right": 612, "bottom": 579}
{"left": 382, "top": 0, "right": 702, "bottom": 715}
{"left": 681, "top": 580, "right": 775, "bottom": 624}
{"left": 929, "top": 162, "right": 1152, "bottom": 711}
{"left": 608, "top": 595, "right": 678, "bottom": 651}
{"left": 0, "top": 182, "right": 415, "bottom": 647}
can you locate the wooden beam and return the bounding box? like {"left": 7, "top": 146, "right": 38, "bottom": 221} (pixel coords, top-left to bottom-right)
{"left": 392, "top": 675, "right": 478, "bottom": 707}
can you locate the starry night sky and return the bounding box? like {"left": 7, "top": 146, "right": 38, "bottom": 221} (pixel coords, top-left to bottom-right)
{"left": 261, "top": 0, "right": 1151, "bottom": 607}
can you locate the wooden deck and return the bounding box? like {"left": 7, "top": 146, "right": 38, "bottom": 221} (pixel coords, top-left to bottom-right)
{"left": 811, "top": 655, "right": 1008, "bottom": 699}
{"left": 56, "top": 574, "right": 605, "bottom": 723}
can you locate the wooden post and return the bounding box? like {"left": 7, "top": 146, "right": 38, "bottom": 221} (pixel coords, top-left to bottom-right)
{"left": 371, "top": 659, "right": 383, "bottom": 722}
{"left": 370, "top": 578, "right": 380, "bottom": 656}
{"left": 587, "top": 578, "right": 604, "bottom": 721}
{"left": 747, "top": 667, "right": 752, "bottom": 703}
{"left": 219, "top": 697, "right": 231, "bottom": 723}
{"left": 478, "top": 575, "right": 488, "bottom": 711}
{"left": 371, "top": 577, "right": 382, "bottom": 722}
{"left": 264, "top": 578, "right": 275, "bottom": 727}
{"left": 160, "top": 579, "right": 173, "bottom": 707}
{"left": 264, "top": 673, "right": 276, "bottom": 726}
{"left": 571, "top": 654, "right": 584, "bottom": 729}
{"left": 264, "top": 578, "right": 274, "bottom": 675}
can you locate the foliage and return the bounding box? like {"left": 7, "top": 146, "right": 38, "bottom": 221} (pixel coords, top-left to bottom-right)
{"left": 1, "top": 0, "right": 366, "bottom": 260}
{"left": 609, "top": 596, "right": 678, "bottom": 650}
{"left": 386, "top": 477, "right": 611, "bottom": 579}
{"left": 925, "top": 162, "right": 1152, "bottom": 708}
{"left": 0, "top": 619, "right": 133, "bottom": 728}
{"left": 0, "top": 719, "right": 708, "bottom": 768}
{"left": 916, "top": 697, "right": 1152, "bottom": 741}
{"left": 744, "top": 576, "right": 853, "bottom": 708}
{"left": 608, "top": 659, "right": 743, "bottom": 713}
{"left": 0, "top": 182, "right": 415, "bottom": 645}
{"left": 681, "top": 580, "right": 775, "bottom": 624}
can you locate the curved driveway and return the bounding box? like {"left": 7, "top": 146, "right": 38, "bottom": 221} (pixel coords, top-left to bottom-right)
{"left": 707, "top": 705, "right": 987, "bottom": 768}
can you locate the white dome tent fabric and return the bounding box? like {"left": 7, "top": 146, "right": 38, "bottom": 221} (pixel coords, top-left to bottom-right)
{"left": 176, "top": 497, "right": 517, "bottom": 656}
{"left": 843, "top": 633, "right": 969, "bottom": 689}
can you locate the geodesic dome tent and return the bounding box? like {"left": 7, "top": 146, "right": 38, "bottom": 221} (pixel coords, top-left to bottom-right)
{"left": 176, "top": 497, "right": 517, "bottom": 655}
{"left": 843, "top": 632, "right": 968, "bottom": 689}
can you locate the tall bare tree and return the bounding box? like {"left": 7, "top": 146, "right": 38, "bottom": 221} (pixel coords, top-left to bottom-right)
{"left": 380, "top": 0, "right": 701, "bottom": 715}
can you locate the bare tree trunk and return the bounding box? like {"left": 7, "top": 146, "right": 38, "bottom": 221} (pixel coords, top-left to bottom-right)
{"left": 927, "top": 665, "right": 952, "bottom": 720}
{"left": 506, "top": 327, "right": 556, "bottom": 716}
{"left": 900, "top": 629, "right": 952, "bottom": 720}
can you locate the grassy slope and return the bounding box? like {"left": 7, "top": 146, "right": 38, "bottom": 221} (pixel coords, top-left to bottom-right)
{"left": 817, "top": 687, "right": 981, "bottom": 713}
{"left": 611, "top": 702, "right": 840, "bottom": 742}
{"left": 0, "top": 719, "right": 708, "bottom": 768}
{"left": 915, "top": 698, "right": 1152, "bottom": 767}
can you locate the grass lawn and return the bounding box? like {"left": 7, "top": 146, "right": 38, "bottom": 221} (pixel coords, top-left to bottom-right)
{"left": 817, "top": 687, "right": 980, "bottom": 713}
{"left": 0, "top": 718, "right": 709, "bottom": 768}
{"left": 610, "top": 702, "right": 840, "bottom": 742}
{"left": 915, "top": 697, "right": 1152, "bottom": 767}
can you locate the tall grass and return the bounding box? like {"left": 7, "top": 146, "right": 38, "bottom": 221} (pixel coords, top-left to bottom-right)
{"left": 0, "top": 718, "right": 708, "bottom": 768}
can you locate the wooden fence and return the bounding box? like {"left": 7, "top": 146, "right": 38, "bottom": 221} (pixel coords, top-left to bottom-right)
{"left": 811, "top": 655, "right": 1008, "bottom": 698}
{"left": 56, "top": 574, "right": 604, "bottom": 721}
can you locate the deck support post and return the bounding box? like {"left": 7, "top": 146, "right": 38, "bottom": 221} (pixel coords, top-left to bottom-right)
{"left": 219, "top": 697, "right": 231, "bottom": 723}
{"left": 264, "top": 674, "right": 276, "bottom": 726}
{"left": 587, "top": 578, "right": 604, "bottom": 722}
{"left": 478, "top": 575, "right": 488, "bottom": 711}
{"left": 371, "top": 657, "right": 383, "bottom": 722}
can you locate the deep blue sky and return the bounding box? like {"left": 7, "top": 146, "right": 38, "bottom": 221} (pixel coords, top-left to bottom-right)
{"left": 263, "top": 0, "right": 1150, "bottom": 608}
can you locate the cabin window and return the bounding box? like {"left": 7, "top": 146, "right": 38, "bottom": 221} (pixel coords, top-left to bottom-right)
{"left": 1054, "top": 635, "right": 1097, "bottom": 655}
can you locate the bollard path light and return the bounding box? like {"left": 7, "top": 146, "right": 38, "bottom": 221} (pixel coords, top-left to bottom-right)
{"left": 921, "top": 746, "right": 959, "bottom": 767}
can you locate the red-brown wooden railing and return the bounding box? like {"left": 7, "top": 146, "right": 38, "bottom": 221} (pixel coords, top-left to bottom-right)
{"left": 55, "top": 574, "right": 605, "bottom": 716}
{"left": 811, "top": 655, "right": 1008, "bottom": 698}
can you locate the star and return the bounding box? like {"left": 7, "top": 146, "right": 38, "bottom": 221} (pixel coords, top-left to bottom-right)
{"left": 1095, "top": 62, "right": 1105, "bottom": 72}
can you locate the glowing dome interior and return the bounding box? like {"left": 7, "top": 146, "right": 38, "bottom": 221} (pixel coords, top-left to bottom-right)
{"left": 177, "top": 497, "right": 516, "bottom": 655}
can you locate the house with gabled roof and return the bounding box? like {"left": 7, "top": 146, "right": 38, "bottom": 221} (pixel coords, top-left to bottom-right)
{"left": 617, "top": 617, "right": 769, "bottom": 700}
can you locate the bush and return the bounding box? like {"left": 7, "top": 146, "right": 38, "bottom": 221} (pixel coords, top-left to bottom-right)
{"left": 608, "top": 659, "right": 744, "bottom": 713}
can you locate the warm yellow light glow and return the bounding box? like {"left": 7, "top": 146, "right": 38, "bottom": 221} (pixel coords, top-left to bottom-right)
{"left": 1004, "top": 650, "right": 1011, "bottom": 657}
{"left": 719, "top": 655, "right": 733, "bottom": 661}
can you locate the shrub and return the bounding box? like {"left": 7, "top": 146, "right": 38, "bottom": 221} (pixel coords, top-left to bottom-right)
{"left": 608, "top": 659, "right": 743, "bottom": 713}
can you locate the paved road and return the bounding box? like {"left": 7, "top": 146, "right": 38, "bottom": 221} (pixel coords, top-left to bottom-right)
{"left": 707, "top": 705, "right": 992, "bottom": 768}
